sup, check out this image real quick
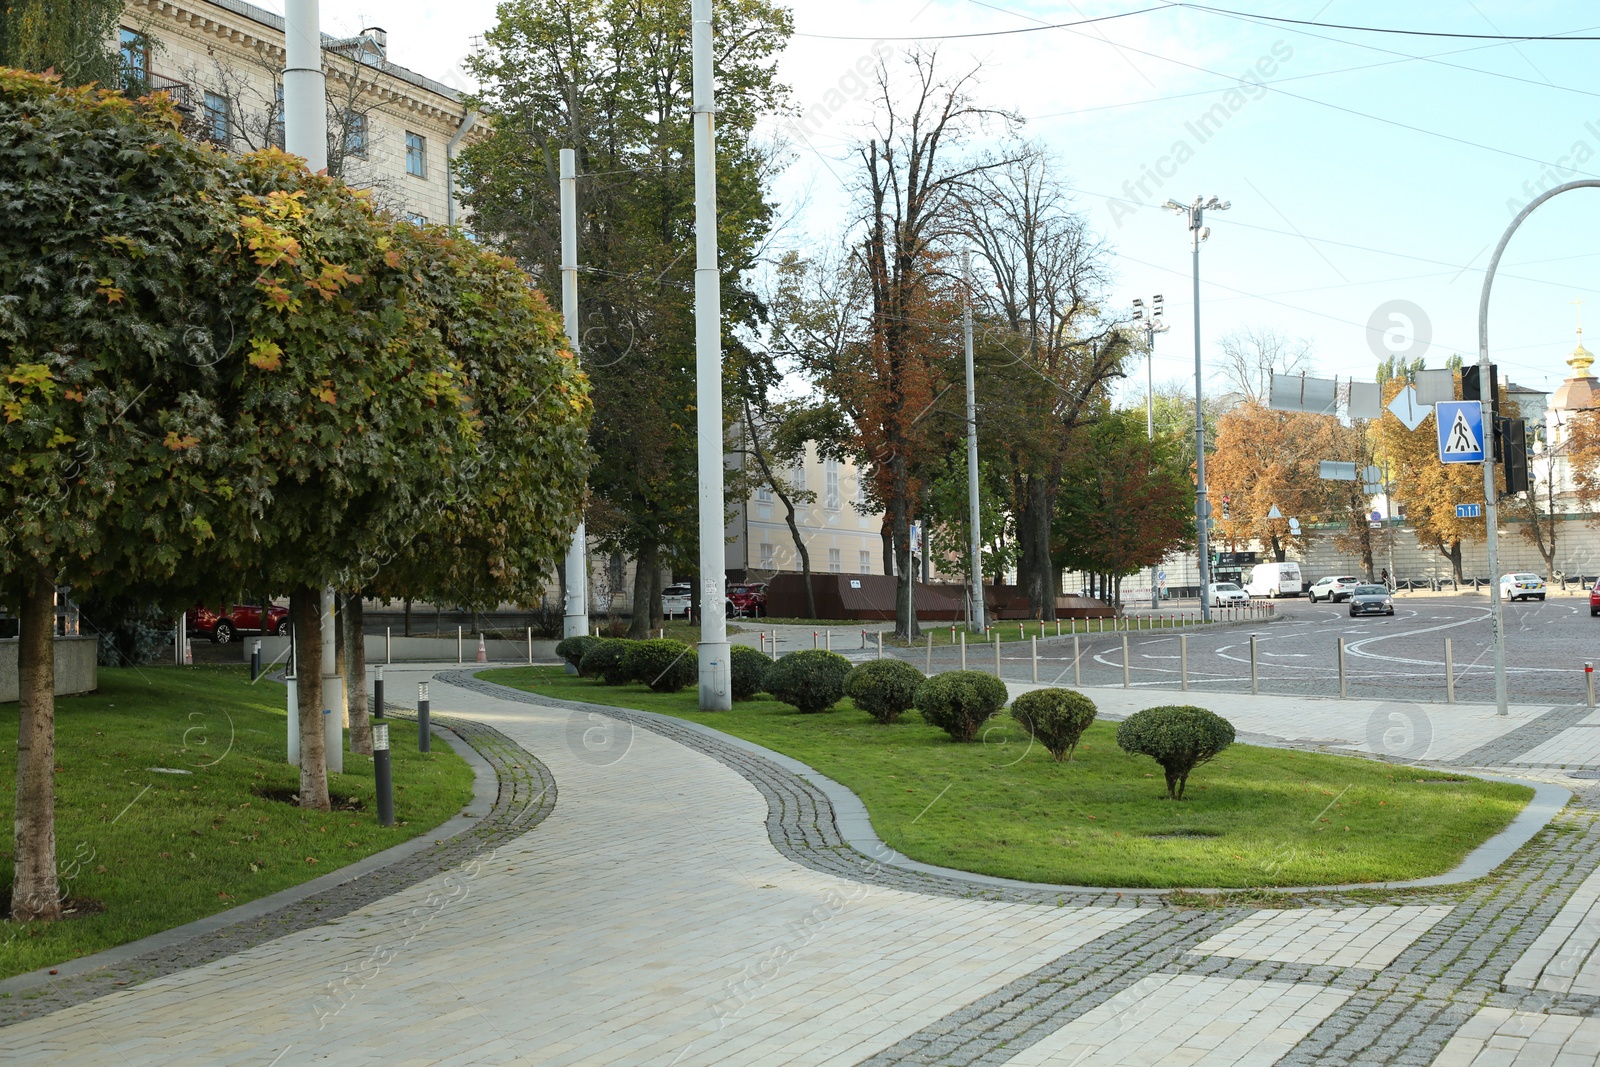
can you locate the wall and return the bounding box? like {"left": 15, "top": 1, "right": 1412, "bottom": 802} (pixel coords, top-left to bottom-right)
{"left": 1291, "top": 516, "right": 1600, "bottom": 583}
{"left": 0, "top": 638, "right": 100, "bottom": 703}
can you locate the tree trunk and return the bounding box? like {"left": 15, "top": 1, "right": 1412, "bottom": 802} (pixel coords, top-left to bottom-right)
{"left": 779, "top": 497, "right": 816, "bottom": 619}
{"left": 628, "top": 545, "right": 657, "bottom": 639}
{"left": 1017, "top": 478, "right": 1056, "bottom": 621}
{"left": 345, "top": 595, "right": 372, "bottom": 756}
{"left": 11, "top": 565, "right": 61, "bottom": 923}
{"left": 1447, "top": 541, "right": 1465, "bottom": 584}
{"left": 649, "top": 565, "right": 664, "bottom": 631}
{"left": 291, "top": 586, "right": 330, "bottom": 812}
{"left": 881, "top": 517, "right": 894, "bottom": 576}
{"left": 333, "top": 593, "right": 347, "bottom": 726}
{"left": 890, "top": 460, "right": 920, "bottom": 640}
{"left": 403, "top": 597, "right": 412, "bottom": 637}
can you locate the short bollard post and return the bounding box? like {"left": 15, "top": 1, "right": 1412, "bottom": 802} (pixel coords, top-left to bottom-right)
{"left": 527, "top": 626, "right": 534, "bottom": 664}
{"left": 861, "top": 629, "right": 866, "bottom": 650}
{"left": 1122, "top": 634, "right": 1130, "bottom": 689}
{"left": 1056, "top": 620, "right": 1061, "bottom": 637}
{"left": 1445, "top": 638, "right": 1455, "bottom": 703}
{"left": 1589, "top": 662, "right": 1595, "bottom": 709}
{"left": 960, "top": 630, "right": 967, "bottom": 670}
{"left": 1180, "top": 634, "right": 1188, "bottom": 691}
{"left": 457, "top": 626, "right": 463, "bottom": 665}
{"left": 994, "top": 630, "right": 1002, "bottom": 676}
{"left": 813, "top": 630, "right": 819, "bottom": 650}
{"left": 925, "top": 632, "right": 933, "bottom": 673}
{"left": 1250, "top": 634, "right": 1259, "bottom": 695}
{"left": 825, "top": 630, "right": 832, "bottom": 653}
{"left": 417, "top": 682, "right": 431, "bottom": 753}
{"left": 1031, "top": 635, "right": 1038, "bottom": 684}
{"left": 374, "top": 665, "right": 384, "bottom": 719}
{"left": 1338, "top": 637, "right": 1347, "bottom": 699}
{"left": 250, "top": 641, "right": 262, "bottom": 682}
{"left": 768, "top": 633, "right": 777, "bottom": 661}
{"left": 876, "top": 632, "right": 883, "bottom": 660}
{"left": 386, "top": 625, "right": 392, "bottom": 665}
{"left": 1073, "top": 634, "right": 1082, "bottom": 687}
{"left": 372, "top": 718, "right": 395, "bottom": 828}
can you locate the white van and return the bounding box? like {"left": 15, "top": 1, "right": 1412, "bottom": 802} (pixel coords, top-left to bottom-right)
{"left": 1246, "top": 562, "right": 1304, "bottom": 598}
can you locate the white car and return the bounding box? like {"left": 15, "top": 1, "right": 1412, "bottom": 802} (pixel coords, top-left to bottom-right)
{"left": 661, "top": 583, "right": 692, "bottom": 618}
{"left": 1207, "top": 582, "right": 1250, "bottom": 607}
{"left": 1499, "top": 573, "right": 1546, "bottom": 602}
{"left": 1307, "top": 575, "right": 1361, "bottom": 603}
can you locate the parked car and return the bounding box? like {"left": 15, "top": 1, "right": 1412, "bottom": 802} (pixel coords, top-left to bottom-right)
{"left": 661, "top": 583, "right": 692, "bottom": 619}
{"left": 1245, "top": 561, "right": 1304, "bottom": 598}
{"left": 1347, "top": 584, "right": 1394, "bottom": 617}
{"left": 1590, "top": 584, "right": 1600, "bottom": 617}
{"left": 727, "top": 582, "right": 768, "bottom": 618}
{"left": 187, "top": 603, "right": 289, "bottom": 644}
{"left": 1207, "top": 582, "right": 1250, "bottom": 607}
{"left": 1499, "top": 573, "right": 1547, "bottom": 602}
{"left": 1307, "top": 575, "right": 1361, "bottom": 603}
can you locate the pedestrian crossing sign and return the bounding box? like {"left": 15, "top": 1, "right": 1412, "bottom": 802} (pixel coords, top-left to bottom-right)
{"left": 1435, "top": 400, "right": 1485, "bottom": 463}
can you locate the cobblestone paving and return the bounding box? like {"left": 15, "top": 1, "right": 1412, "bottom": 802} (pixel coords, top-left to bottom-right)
{"left": 0, "top": 714, "right": 555, "bottom": 1030}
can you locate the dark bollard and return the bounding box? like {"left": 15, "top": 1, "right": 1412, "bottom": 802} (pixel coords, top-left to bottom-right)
{"left": 373, "top": 665, "right": 384, "bottom": 719}
{"left": 417, "top": 681, "right": 431, "bottom": 753}
{"left": 250, "top": 641, "right": 262, "bottom": 682}
{"left": 372, "top": 717, "right": 395, "bottom": 827}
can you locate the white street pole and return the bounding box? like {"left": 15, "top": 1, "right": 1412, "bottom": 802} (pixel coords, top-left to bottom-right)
{"left": 963, "top": 251, "right": 985, "bottom": 633}
{"left": 284, "top": 0, "right": 340, "bottom": 763}
{"left": 1134, "top": 295, "right": 1167, "bottom": 612}
{"left": 692, "top": 0, "right": 730, "bottom": 710}
{"left": 559, "top": 149, "right": 590, "bottom": 652}
{"left": 1474, "top": 179, "right": 1600, "bottom": 715}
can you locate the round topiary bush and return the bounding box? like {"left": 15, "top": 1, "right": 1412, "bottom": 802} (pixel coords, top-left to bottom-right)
{"left": 843, "top": 659, "right": 925, "bottom": 723}
{"left": 1115, "top": 705, "right": 1235, "bottom": 799}
{"left": 914, "top": 670, "right": 1009, "bottom": 742}
{"left": 622, "top": 638, "right": 697, "bottom": 692}
{"left": 730, "top": 644, "right": 771, "bottom": 701}
{"left": 555, "top": 635, "right": 600, "bottom": 673}
{"left": 763, "top": 649, "right": 852, "bottom": 713}
{"left": 579, "top": 638, "right": 632, "bottom": 686}
{"left": 1010, "top": 688, "right": 1097, "bottom": 762}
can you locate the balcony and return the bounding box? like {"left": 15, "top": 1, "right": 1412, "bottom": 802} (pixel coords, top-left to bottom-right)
{"left": 118, "top": 69, "right": 193, "bottom": 113}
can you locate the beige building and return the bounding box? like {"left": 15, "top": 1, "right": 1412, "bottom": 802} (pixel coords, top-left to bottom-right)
{"left": 118, "top": 0, "right": 479, "bottom": 224}
{"left": 727, "top": 442, "right": 888, "bottom": 581}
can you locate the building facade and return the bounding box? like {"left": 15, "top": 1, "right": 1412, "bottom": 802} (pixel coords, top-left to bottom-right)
{"left": 726, "top": 442, "right": 887, "bottom": 582}
{"left": 118, "top": 0, "right": 478, "bottom": 224}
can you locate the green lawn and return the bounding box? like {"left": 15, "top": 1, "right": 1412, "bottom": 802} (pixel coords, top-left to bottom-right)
{"left": 485, "top": 665, "right": 1531, "bottom": 889}
{"left": 0, "top": 666, "right": 474, "bottom": 979}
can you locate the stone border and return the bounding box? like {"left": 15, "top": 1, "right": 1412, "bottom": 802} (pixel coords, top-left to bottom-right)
{"left": 454, "top": 669, "right": 1566, "bottom": 898}
{"left": 0, "top": 713, "right": 556, "bottom": 1029}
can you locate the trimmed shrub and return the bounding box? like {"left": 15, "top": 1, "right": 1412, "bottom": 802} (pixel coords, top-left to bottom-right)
{"left": 1115, "top": 705, "right": 1235, "bottom": 800}
{"left": 1010, "top": 688, "right": 1097, "bottom": 762}
{"left": 914, "top": 670, "right": 1009, "bottom": 742}
{"left": 579, "top": 638, "right": 632, "bottom": 686}
{"left": 843, "top": 659, "right": 925, "bottom": 723}
{"left": 622, "top": 638, "right": 697, "bottom": 693}
{"left": 555, "top": 635, "right": 600, "bottom": 673}
{"left": 763, "top": 649, "right": 852, "bottom": 713}
{"left": 730, "top": 644, "right": 771, "bottom": 701}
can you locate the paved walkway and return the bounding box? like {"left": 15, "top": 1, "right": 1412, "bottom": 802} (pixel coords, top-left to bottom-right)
{"left": 6, "top": 669, "right": 1600, "bottom": 1065}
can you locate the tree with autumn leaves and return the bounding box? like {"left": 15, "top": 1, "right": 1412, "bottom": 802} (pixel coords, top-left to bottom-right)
{"left": 0, "top": 72, "right": 589, "bottom": 922}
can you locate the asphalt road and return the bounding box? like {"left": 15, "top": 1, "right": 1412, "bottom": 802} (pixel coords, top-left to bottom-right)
{"left": 905, "top": 594, "right": 1600, "bottom": 708}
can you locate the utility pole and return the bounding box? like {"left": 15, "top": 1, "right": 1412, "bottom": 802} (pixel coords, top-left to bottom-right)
{"left": 691, "top": 0, "right": 730, "bottom": 710}
{"left": 284, "top": 0, "right": 341, "bottom": 765}
{"left": 558, "top": 149, "right": 590, "bottom": 654}
{"left": 962, "top": 251, "right": 985, "bottom": 633}
{"left": 1133, "top": 295, "right": 1168, "bottom": 611}
{"left": 1165, "top": 197, "right": 1229, "bottom": 623}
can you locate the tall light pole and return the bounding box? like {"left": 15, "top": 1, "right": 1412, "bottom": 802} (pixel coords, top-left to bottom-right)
{"left": 559, "top": 149, "right": 590, "bottom": 653}
{"left": 691, "top": 0, "right": 730, "bottom": 710}
{"left": 1132, "top": 295, "right": 1168, "bottom": 610}
{"left": 962, "top": 252, "right": 985, "bottom": 632}
{"left": 1164, "top": 196, "right": 1229, "bottom": 623}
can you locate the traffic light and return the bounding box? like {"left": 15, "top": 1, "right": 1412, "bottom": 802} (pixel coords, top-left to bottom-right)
{"left": 1504, "top": 417, "right": 1529, "bottom": 494}
{"left": 1221, "top": 496, "right": 1231, "bottom": 519}
{"left": 1461, "top": 364, "right": 1500, "bottom": 413}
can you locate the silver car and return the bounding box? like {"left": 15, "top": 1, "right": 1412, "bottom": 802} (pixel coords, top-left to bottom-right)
{"left": 1308, "top": 575, "right": 1361, "bottom": 603}
{"left": 1347, "top": 584, "right": 1394, "bottom": 617}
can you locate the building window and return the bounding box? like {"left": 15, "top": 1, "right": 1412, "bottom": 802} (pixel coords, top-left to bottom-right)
{"left": 828, "top": 548, "right": 841, "bottom": 573}
{"left": 859, "top": 550, "right": 871, "bottom": 573}
{"left": 824, "top": 458, "right": 840, "bottom": 511}
{"left": 343, "top": 111, "right": 368, "bottom": 158}
{"left": 202, "top": 91, "right": 231, "bottom": 146}
{"left": 268, "top": 84, "right": 284, "bottom": 149}
{"left": 406, "top": 212, "right": 429, "bottom": 225}
{"left": 790, "top": 454, "right": 805, "bottom": 492}
{"left": 854, "top": 471, "right": 867, "bottom": 506}
{"left": 119, "top": 29, "right": 149, "bottom": 88}
{"left": 405, "top": 131, "right": 427, "bottom": 177}
{"left": 759, "top": 542, "right": 775, "bottom": 569}
{"left": 754, "top": 480, "right": 773, "bottom": 504}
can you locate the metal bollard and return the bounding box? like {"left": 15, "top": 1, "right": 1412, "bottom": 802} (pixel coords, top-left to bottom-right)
{"left": 768, "top": 632, "right": 777, "bottom": 662}
{"left": 925, "top": 632, "right": 933, "bottom": 673}
{"left": 1338, "top": 637, "right": 1347, "bottom": 699}
{"left": 372, "top": 717, "right": 394, "bottom": 828}
{"left": 1445, "top": 638, "right": 1455, "bottom": 703}
{"left": 825, "top": 630, "right": 832, "bottom": 653}
{"left": 1180, "top": 634, "right": 1188, "bottom": 691}
{"left": 1031, "top": 635, "right": 1039, "bottom": 683}
{"left": 417, "top": 682, "right": 431, "bottom": 753}
{"left": 528, "top": 626, "right": 534, "bottom": 664}
{"left": 457, "top": 626, "right": 463, "bottom": 665}
{"left": 877, "top": 632, "right": 883, "bottom": 660}
{"left": 813, "top": 630, "right": 819, "bottom": 651}
{"left": 250, "top": 640, "right": 262, "bottom": 682}
{"left": 374, "top": 665, "right": 384, "bottom": 719}
{"left": 1122, "top": 635, "right": 1130, "bottom": 689}
{"left": 1250, "top": 634, "right": 1259, "bottom": 695}
{"left": 995, "top": 629, "right": 1002, "bottom": 676}
{"left": 1589, "top": 662, "right": 1595, "bottom": 709}
{"left": 1073, "top": 634, "right": 1082, "bottom": 687}
{"left": 1056, "top": 620, "right": 1062, "bottom": 637}
{"left": 386, "top": 625, "right": 392, "bottom": 665}
{"left": 960, "top": 630, "right": 967, "bottom": 670}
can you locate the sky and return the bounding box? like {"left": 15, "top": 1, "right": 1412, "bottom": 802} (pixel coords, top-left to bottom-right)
{"left": 264, "top": 1, "right": 1600, "bottom": 402}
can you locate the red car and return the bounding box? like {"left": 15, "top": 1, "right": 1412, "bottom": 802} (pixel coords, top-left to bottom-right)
{"left": 727, "top": 582, "right": 768, "bottom": 618}
{"left": 1591, "top": 585, "right": 1600, "bottom": 617}
{"left": 187, "top": 603, "right": 289, "bottom": 643}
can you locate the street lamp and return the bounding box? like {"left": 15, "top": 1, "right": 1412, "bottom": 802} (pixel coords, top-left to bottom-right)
{"left": 1132, "top": 295, "right": 1168, "bottom": 610}
{"left": 1164, "top": 196, "right": 1228, "bottom": 623}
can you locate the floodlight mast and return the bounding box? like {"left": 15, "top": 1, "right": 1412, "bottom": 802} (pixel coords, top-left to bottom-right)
{"left": 1132, "top": 295, "right": 1170, "bottom": 611}
{"left": 1166, "top": 196, "right": 1229, "bottom": 622}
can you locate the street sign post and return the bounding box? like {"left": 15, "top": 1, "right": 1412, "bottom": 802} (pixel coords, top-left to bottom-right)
{"left": 1456, "top": 503, "right": 1482, "bottom": 519}
{"left": 1436, "top": 400, "right": 1486, "bottom": 464}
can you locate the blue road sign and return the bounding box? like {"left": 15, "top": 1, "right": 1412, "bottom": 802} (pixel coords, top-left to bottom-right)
{"left": 1436, "top": 400, "right": 1486, "bottom": 463}
{"left": 1456, "top": 503, "right": 1482, "bottom": 518}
